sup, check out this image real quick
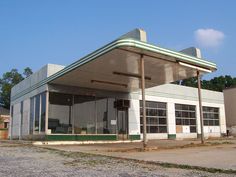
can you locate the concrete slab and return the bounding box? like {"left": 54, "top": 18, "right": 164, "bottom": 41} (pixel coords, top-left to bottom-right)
{"left": 41, "top": 139, "right": 236, "bottom": 171}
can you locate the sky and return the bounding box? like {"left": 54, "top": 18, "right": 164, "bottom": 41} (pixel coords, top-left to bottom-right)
{"left": 0, "top": 0, "right": 236, "bottom": 79}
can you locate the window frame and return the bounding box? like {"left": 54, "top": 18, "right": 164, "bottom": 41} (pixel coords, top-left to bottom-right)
{"left": 175, "top": 103, "right": 197, "bottom": 133}
{"left": 203, "top": 106, "right": 220, "bottom": 126}
{"left": 140, "top": 100, "right": 167, "bottom": 133}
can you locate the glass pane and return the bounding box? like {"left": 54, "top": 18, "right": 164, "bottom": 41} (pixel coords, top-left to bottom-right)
{"left": 175, "top": 111, "right": 181, "bottom": 117}
{"left": 209, "top": 120, "right": 214, "bottom": 126}
{"left": 159, "top": 126, "right": 167, "bottom": 133}
{"left": 190, "top": 126, "right": 196, "bottom": 133}
{"left": 140, "top": 126, "right": 143, "bottom": 133}
{"left": 184, "top": 119, "right": 190, "bottom": 125}
{"left": 176, "top": 119, "right": 182, "bottom": 125}
{"left": 175, "top": 104, "right": 181, "bottom": 110}
{"left": 159, "top": 118, "right": 166, "bottom": 125}
{"left": 148, "top": 117, "right": 158, "bottom": 124}
{"left": 204, "top": 120, "right": 208, "bottom": 126}
{"left": 157, "top": 102, "right": 166, "bottom": 109}
{"left": 40, "top": 92, "right": 46, "bottom": 132}
{"left": 190, "top": 112, "right": 196, "bottom": 118}
{"left": 73, "top": 95, "right": 96, "bottom": 134}
{"left": 150, "top": 126, "right": 158, "bottom": 133}
{"left": 158, "top": 110, "right": 166, "bottom": 116}
{"left": 48, "top": 92, "right": 72, "bottom": 134}
{"left": 190, "top": 119, "right": 196, "bottom": 125}
{"left": 34, "top": 95, "right": 40, "bottom": 133}
{"left": 146, "top": 101, "right": 158, "bottom": 108}
{"left": 149, "top": 109, "right": 158, "bottom": 116}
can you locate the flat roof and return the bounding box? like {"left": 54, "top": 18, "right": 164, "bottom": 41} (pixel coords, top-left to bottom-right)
{"left": 11, "top": 36, "right": 217, "bottom": 101}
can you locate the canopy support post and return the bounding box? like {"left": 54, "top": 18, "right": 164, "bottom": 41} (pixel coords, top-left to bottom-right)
{"left": 197, "top": 71, "right": 205, "bottom": 144}
{"left": 140, "top": 54, "right": 147, "bottom": 149}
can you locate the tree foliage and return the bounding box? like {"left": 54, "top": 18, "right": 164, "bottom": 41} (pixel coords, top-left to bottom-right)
{"left": 0, "top": 68, "right": 33, "bottom": 109}
{"left": 23, "top": 67, "right": 33, "bottom": 78}
{"left": 174, "top": 75, "right": 236, "bottom": 92}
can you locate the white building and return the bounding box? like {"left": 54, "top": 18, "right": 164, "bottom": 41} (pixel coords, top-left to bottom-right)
{"left": 9, "top": 29, "right": 226, "bottom": 141}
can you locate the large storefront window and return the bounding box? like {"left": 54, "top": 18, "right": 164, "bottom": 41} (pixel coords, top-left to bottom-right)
{"left": 34, "top": 95, "right": 40, "bottom": 133}
{"left": 48, "top": 92, "right": 117, "bottom": 134}
{"left": 175, "top": 104, "right": 197, "bottom": 133}
{"left": 203, "top": 106, "right": 219, "bottom": 126}
{"left": 40, "top": 92, "right": 46, "bottom": 132}
{"left": 29, "top": 92, "right": 47, "bottom": 134}
{"left": 140, "top": 101, "right": 167, "bottom": 133}
{"left": 73, "top": 95, "right": 96, "bottom": 134}
{"left": 48, "top": 93, "right": 72, "bottom": 134}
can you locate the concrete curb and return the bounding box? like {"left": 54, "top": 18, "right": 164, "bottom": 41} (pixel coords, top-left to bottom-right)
{"left": 33, "top": 140, "right": 142, "bottom": 145}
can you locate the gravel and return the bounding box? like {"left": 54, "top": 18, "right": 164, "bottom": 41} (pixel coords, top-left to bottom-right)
{"left": 0, "top": 142, "right": 234, "bottom": 177}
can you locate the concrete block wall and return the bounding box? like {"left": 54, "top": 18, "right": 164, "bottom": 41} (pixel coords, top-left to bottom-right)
{"left": 21, "top": 99, "right": 30, "bottom": 136}
{"left": 11, "top": 64, "right": 64, "bottom": 98}
{"left": 11, "top": 102, "right": 20, "bottom": 138}
{"left": 167, "top": 102, "right": 176, "bottom": 136}
{"left": 128, "top": 99, "right": 140, "bottom": 135}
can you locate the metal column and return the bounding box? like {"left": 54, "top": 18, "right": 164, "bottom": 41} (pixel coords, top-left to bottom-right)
{"left": 197, "top": 71, "right": 205, "bottom": 144}
{"left": 140, "top": 55, "right": 147, "bottom": 149}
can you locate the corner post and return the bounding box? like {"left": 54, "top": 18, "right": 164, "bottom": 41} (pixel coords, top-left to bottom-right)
{"left": 140, "top": 54, "right": 147, "bottom": 149}
{"left": 45, "top": 90, "right": 49, "bottom": 135}
{"left": 197, "top": 71, "right": 204, "bottom": 144}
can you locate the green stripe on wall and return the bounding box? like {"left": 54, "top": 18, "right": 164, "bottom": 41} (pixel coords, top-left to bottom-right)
{"left": 129, "top": 135, "right": 141, "bottom": 140}
{"left": 168, "top": 134, "right": 176, "bottom": 139}
{"left": 45, "top": 135, "right": 117, "bottom": 141}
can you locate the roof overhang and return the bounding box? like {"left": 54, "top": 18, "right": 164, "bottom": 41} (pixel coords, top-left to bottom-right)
{"left": 48, "top": 38, "right": 217, "bottom": 93}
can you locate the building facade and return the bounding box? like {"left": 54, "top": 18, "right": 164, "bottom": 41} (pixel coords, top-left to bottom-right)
{"left": 223, "top": 87, "right": 236, "bottom": 135}
{"left": 9, "top": 29, "right": 222, "bottom": 141}
{"left": 9, "top": 64, "right": 226, "bottom": 141}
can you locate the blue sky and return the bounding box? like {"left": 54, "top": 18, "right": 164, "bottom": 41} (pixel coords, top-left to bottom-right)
{"left": 0, "top": 0, "right": 235, "bottom": 79}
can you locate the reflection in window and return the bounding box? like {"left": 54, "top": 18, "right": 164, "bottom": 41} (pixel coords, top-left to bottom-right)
{"left": 48, "top": 92, "right": 117, "bottom": 135}
{"left": 73, "top": 95, "right": 96, "bottom": 134}
{"left": 48, "top": 92, "right": 72, "bottom": 134}
{"left": 34, "top": 95, "right": 40, "bottom": 133}
{"left": 40, "top": 92, "right": 46, "bottom": 132}
{"left": 29, "top": 92, "right": 47, "bottom": 134}
{"left": 140, "top": 101, "right": 167, "bottom": 133}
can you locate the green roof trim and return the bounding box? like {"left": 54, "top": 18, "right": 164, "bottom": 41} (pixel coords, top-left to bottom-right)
{"left": 11, "top": 38, "right": 217, "bottom": 101}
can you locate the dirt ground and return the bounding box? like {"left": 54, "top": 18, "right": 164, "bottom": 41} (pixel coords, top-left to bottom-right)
{"left": 41, "top": 138, "right": 236, "bottom": 172}
{"left": 0, "top": 140, "right": 236, "bottom": 177}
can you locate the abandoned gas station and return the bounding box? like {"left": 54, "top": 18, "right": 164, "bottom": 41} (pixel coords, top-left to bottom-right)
{"left": 9, "top": 29, "right": 226, "bottom": 145}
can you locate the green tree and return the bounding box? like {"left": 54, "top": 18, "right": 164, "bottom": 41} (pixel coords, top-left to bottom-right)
{"left": 174, "top": 75, "right": 236, "bottom": 92}
{"left": 0, "top": 68, "right": 33, "bottom": 109}
{"left": 181, "top": 77, "right": 198, "bottom": 88}
{"left": 23, "top": 67, "right": 33, "bottom": 78}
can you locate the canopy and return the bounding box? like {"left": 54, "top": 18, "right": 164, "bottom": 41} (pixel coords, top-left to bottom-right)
{"left": 49, "top": 38, "right": 216, "bottom": 92}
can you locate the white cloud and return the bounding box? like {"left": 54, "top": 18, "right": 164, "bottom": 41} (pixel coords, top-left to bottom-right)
{"left": 194, "top": 28, "right": 225, "bottom": 48}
